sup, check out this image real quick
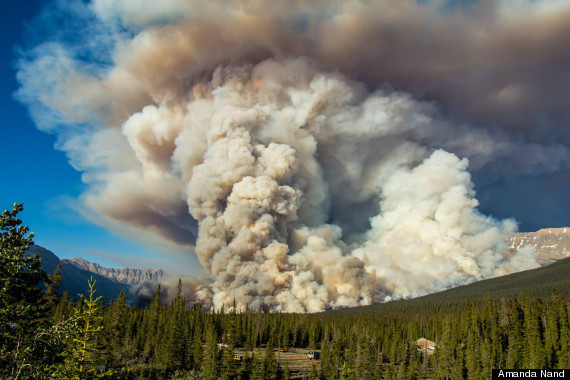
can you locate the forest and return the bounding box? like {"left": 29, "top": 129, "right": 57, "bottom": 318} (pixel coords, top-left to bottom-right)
{"left": 2, "top": 204, "right": 569, "bottom": 379}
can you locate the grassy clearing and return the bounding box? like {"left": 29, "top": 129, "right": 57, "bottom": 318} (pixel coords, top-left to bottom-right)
{"left": 234, "top": 348, "right": 320, "bottom": 379}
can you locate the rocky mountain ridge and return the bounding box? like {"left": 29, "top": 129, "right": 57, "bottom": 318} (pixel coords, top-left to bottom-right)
{"left": 62, "top": 257, "right": 166, "bottom": 286}
{"left": 507, "top": 227, "right": 570, "bottom": 264}
{"left": 27, "top": 245, "right": 165, "bottom": 303}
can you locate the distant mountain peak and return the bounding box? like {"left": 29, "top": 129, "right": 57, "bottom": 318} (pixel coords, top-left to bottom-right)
{"left": 508, "top": 227, "right": 570, "bottom": 265}
{"left": 62, "top": 257, "right": 167, "bottom": 286}
{"left": 536, "top": 227, "right": 570, "bottom": 235}
{"left": 28, "top": 245, "right": 168, "bottom": 303}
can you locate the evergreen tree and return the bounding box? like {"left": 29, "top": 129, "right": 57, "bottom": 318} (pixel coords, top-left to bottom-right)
{"left": 52, "top": 277, "right": 113, "bottom": 379}
{"left": 163, "top": 280, "right": 188, "bottom": 372}
{"left": 435, "top": 316, "right": 454, "bottom": 379}
{"left": 44, "top": 263, "right": 64, "bottom": 313}
{"left": 522, "top": 297, "right": 545, "bottom": 368}
{"left": 543, "top": 293, "right": 560, "bottom": 368}
{"left": 506, "top": 299, "right": 525, "bottom": 369}
{"left": 339, "top": 361, "right": 353, "bottom": 380}
{"left": 105, "top": 289, "right": 129, "bottom": 368}
{"left": 144, "top": 285, "right": 163, "bottom": 362}
{"left": 319, "top": 331, "right": 334, "bottom": 380}
{"left": 465, "top": 305, "right": 482, "bottom": 379}
{"left": 0, "top": 203, "right": 49, "bottom": 378}
{"left": 251, "top": 352, "right": 265, "bottom": 380}
{"left": 282, "top": 364, "right": 291, "bottom": 380}
{"left": 202, "top": 322, "right": 219, "bottom": 380}
{"left": 237, "top": 353, "right": 253, "bottom": 380}
{"left": 262, "top": 338, "right": 277, "bottom": 379}
{"left": 308, "top": 361, "right": 319, "bottom": 380}
{"left": 555, "top": 294, "right": 570, "bottom": 369}
{"left": 354, "top": 332, "right": 376, "bottom": 379}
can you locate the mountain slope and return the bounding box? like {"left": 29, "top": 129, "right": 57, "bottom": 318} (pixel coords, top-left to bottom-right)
{"left": 413, "top": 256, "right": 570, "bottom": 302}
{"left": 348, "top": 256, "right": 570, "bottom": 316}
{"left": 63, "top": 257, "right": 166, "bottom": 286}
{"left": 27, "top": 245, "right": 162, "bottom": 302}
{"left": 507, "top": 227, "right": 570, "bottom": 264}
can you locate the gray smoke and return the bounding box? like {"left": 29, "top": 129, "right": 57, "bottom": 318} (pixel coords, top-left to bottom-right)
{"left": 17, "top": 0, "right": 570, "bottom": 311}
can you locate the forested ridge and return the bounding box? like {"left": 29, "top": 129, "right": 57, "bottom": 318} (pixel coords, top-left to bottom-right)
{"left": 44, "top": 285, "right": 570, "bottom": 379}
{"left": 2, "top": 204, "right": 570, "bottom": 379}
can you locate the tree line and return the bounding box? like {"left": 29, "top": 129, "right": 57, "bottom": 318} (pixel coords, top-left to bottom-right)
{"left": 2, "top": 203, "right": 569, "bottom": 379}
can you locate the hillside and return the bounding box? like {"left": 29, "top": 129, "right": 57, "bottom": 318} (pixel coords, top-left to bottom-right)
{"left": 350, "top": 256, "right": 570, "bottom": 315}
{"left": 27, "top": 245, "right": 164, "bottom": 302}
{"left": 507, "top": 227, "right": 570, "bottom": 264}
{"left": 415, "top": 256, "right": 570, "bottom": 302}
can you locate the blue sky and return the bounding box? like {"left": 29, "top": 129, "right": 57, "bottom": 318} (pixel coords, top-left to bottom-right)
{"left": 0, "top": 2, "right": 197, "bottom": 273}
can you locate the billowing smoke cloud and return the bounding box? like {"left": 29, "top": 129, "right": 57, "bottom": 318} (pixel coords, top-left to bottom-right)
{"left": 132, "top": 274, "right": 212, "bottom": 307}
{"left": 17, "top": 0, "right": 569, "bottom": 311}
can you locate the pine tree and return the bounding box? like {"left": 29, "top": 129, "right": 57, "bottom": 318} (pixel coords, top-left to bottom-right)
{"left": 236, "top": 353, "right": 252, "bottom": 380}
{"left": 220, "top": 309, "right": 239, "bottom": 380}
{"left": 465, "top": 305, "right": 482, "bottom": 378}
{"left": 555, "top": 294, "right": 570, "bottom": 369}
{"left": 308, "top": 361, "right": 319, "bottom": 380}
{"left": 52, "top": 277, "right": 113, "bottom": 379}
{"left": 543, "top": 292, "right": 561, "bottom": 368}
{"left": 435, "top": 316, "right": 454, "bottom": 379}
{"left": 44, "top": 263, "right": 64, "bottom": 313}
{"left": 190, "top": 319, "right": 205, "bottom": 371}
{"left": 0, "top": 203, "right": 49, "bottom": 377}
{"left": 506, "top": 299, "right": 525, "bottom": 369}
{"left": 105, "top": 289, "right": 129, "bottom": 368}
{"left": 485, "top": 296, "right": 505, "bottom": 370}
{"left": 339, "top": 361, "right": 353, "bottom": 380}
{"left": 282, "top": 364, "right": 291, "bottom": 380}
{"left": 144, "top": 285, "right": 163, "bottom": 362}
{"left": 308, "top": 321, "right": 318, "bottom": 350}
{"left": 262, "top": 337, "right": 277, "bottom": 379}
{"left": 251, "top": 352, "right": 266, "bottom": 380}
{"left": 319, "top": 331, "right": 334, "bottom": 380}
{"left": 163, "top": 280, "right": 187, "bottom": 372}
{"left": 521, "top": 295, "right": 545, "bottom": 368}
{"left": 201, "top": 323, "right": 219, "bottom": 380}
{"left": 354, "top": 332, "right": 376, "bottom": 379}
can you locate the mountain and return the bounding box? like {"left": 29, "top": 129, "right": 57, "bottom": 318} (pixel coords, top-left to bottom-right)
{"left": 27, "top": 245, "right": 165, "bottom": 303}
{"left": 507, "top": 227, "right": 570, "bottom": 264}
{"left": 63, "top": 257, "right": 166, "bottom": 286}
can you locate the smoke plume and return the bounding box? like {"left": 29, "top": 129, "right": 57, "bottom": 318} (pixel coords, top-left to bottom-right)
{"left": 17, "top": 0, "right": 570, "bottom": 311}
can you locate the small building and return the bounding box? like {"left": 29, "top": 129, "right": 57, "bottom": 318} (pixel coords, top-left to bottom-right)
{"left": 416, "top": 338, "right": 436, "bottom": 353}
{"left": 307, "top": 351, "right": 320, "bottom": 360}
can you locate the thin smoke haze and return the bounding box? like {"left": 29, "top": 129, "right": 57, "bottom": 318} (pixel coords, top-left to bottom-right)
{"left": 17, "top": 0, "right": 570, "bottom": 311}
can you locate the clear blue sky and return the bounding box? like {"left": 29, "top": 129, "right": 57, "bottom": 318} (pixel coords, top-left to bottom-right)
{"left": 0, "top": 1, "right": 198, "bottom": 273}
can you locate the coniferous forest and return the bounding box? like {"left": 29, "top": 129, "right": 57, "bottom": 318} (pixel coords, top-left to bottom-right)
{"left": 2, "top": 204, "right": 570, "bottom": 379}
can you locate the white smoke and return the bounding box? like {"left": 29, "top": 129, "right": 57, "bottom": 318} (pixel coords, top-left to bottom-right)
{"left": 17, "top": 0, "right": 558, "bottom": 312}
{"left": 353, "top": 149, "right": 535, "bottom": 300}
{"left": 117, "top": 58, "right": 537, "bottom": 311}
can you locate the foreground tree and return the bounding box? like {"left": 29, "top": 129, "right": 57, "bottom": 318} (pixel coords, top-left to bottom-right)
{"left": 0, "top": 203, "right": 48, "bottom": 377}
{"left": 52, "top": 277, "right": 114, "bottom": 379}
